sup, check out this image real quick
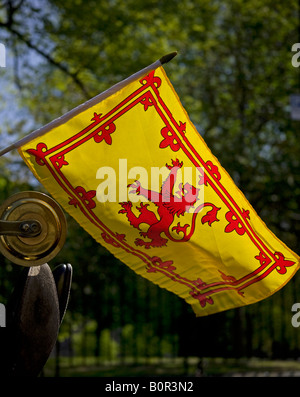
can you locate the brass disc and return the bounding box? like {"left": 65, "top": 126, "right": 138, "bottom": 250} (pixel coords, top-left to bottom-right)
{"left": 0, "top": 191, "right": 67, "bottom": 266}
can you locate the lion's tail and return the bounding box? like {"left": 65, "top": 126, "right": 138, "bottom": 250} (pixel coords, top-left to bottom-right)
{"left": 166, "top": 203, "right": 206, "bottom": 243}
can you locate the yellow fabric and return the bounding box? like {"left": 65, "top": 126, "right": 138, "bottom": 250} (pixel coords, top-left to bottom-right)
{"left": 19, "top": 66, "right": 299, "bottom": 316}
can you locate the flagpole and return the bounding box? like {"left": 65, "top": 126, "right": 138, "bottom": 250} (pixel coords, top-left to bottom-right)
{"left": 0, "top": 52, "right": 177, "bottom": 157}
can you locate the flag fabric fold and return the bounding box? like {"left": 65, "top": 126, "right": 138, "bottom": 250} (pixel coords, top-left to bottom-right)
{"left": 18, "top": 64, "right": 299, "bottom": 316}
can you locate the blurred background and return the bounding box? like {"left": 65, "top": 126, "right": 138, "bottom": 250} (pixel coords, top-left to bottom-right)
{"left": 0, "top": 0, "right": 299, "bottom": 377}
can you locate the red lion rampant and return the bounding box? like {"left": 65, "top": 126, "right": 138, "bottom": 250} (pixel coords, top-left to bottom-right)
{"left": 119, "top": 159, "right": 220, "bottom": 249}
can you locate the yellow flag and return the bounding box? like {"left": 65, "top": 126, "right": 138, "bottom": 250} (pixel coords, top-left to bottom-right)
{"left": 18, "top": 65, "right": 299, "bottom": 316}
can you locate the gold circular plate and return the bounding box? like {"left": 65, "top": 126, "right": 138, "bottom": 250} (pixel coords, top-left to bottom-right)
{"left": 0, "top": 191, "right": 67, "bottom": 266}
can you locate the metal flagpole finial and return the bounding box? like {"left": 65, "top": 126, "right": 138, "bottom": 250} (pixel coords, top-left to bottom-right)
{"left": 159, "top": 51, "right": 178, "bottom": 65}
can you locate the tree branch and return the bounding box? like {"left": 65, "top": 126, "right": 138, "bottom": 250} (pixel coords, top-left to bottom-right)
{"left": 9, "top": 26, "right": 91, "bottom": 98}
{"left": 0, "top": 0, "right": 91, "bottom": 99}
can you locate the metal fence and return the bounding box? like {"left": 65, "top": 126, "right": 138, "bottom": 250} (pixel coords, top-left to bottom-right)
{"left": 47, "top": 257, "right": 300, "bottom": 376}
